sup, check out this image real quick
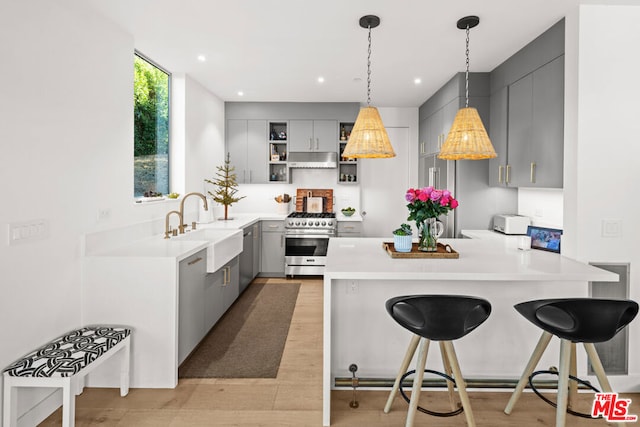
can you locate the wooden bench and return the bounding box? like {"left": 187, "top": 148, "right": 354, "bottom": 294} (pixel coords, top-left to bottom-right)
{"left": 2, "top": 325, "right": 131, "bottom": 427}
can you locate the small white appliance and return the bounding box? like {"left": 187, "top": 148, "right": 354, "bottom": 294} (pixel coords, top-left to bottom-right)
{"left": 493, "top": 214, "right": 531, "bottom": 235}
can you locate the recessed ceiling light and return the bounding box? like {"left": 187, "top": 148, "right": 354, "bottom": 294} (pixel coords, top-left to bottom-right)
{"left": 197, "top": 55, "right": 206, "bottom": 62}
{"left": 414, "top": 78, "right": 422, "bottom": 85}
{"left": 317, "top": 76, "right": 325, "bottom": 83}
{"left": 237, "top": 91, "right": 244, "bottom": 96}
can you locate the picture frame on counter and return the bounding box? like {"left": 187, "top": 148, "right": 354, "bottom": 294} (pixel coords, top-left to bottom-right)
{"left": 527, "top": 225, "right": 562, "bottom": 254}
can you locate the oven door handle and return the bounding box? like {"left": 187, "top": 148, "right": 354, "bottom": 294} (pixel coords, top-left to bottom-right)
{"left": 285, "top": 234, "right": 333, "bottom": 239}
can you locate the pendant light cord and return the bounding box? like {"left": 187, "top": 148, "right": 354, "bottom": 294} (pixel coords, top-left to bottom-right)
{"left": 367, "top": 24, "right": 372, "bottom": 107}
{"left": 465, "top": 25, "right": 470, "bottom": 108}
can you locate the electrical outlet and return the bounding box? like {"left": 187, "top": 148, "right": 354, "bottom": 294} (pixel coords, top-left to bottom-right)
{"left": 97, "top": 208, "right": 111, "bottom": 221}
{"left": 8, "top": 219, "right": 49, "bottom": 245}
{"left": 346, "top": 280, "right": 359, "bottom": 294}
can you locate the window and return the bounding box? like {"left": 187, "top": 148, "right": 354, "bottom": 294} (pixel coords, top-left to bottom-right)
{"left": 134, "top": 52, "right": 170, "bottom": 197}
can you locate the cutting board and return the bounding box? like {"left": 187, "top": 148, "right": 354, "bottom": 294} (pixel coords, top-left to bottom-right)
{"left": 306, "top": 194, "right": 324, "bottom": 213}
{"left": 295, "top": 189, "right": 333, "bottom": 212}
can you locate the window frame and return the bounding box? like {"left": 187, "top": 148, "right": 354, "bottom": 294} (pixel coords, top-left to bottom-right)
{"left": 133, "top": 50, "right": 172, "bottom": 199}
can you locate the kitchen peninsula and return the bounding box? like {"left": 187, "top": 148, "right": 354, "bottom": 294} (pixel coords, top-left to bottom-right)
{"left": 322, "top": 236, "right": 619, "bottom": 426}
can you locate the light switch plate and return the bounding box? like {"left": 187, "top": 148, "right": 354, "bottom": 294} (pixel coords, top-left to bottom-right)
{"left": 601, "top": 219, "right": 622, "bottom": 238}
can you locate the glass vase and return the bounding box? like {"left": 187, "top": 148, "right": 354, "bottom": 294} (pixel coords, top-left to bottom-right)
{"left": 418, "top": 218, "right": 444, "bottom": 252}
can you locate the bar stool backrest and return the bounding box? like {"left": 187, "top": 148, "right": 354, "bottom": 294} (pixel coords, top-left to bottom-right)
{"left": 514, "top": 298, "right": 638, "bottom": 342}
{"left": 386, "top": 295, "right": 491, "bottom": 341}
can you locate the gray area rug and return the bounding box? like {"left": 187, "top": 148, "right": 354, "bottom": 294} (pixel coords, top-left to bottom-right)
{"left": 178, "top": 282, "right": 301, "bottom": 378}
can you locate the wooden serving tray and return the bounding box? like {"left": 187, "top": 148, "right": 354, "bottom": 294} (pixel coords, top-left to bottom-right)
{"left": 382, "top": 242, "right": 459, "bottom": 259}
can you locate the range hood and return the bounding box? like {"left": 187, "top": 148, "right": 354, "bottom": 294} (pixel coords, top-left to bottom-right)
{"left": 287, "top": 151, "right": 337, "bottom": 169}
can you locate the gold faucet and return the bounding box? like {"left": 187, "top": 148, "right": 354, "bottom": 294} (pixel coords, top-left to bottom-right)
{"left": 164, "top": 210, "right": 182, "bottom": 239}
{"left": 179, "top": 192, "right": 209, "bottom": 233}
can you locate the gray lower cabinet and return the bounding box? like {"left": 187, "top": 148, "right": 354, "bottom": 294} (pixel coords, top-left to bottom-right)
{"left": 239, "top": 225, "right": 255, "bottom": 293}
{"left": 179, "top": 251, "right": 239, "bottom": 365}
{"left": 252, "top": 222, "right": 261, "bottom": 278}
{"left": 337, "top": 221, "right": 362, "bottom": 237}
{"left": 288, "top": 119, "right": 337, "bottom": 152}
{"left": 227, "top": 119, "right": 268, "bottom": 183}
{"left": 260, "top": 220, "right": 285, "bottom": 276}
{"left": 178, "top": 250, "right": 207, "bottom": 365}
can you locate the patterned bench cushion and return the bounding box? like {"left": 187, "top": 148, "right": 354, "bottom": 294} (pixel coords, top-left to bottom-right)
{"left": 3, "top": 326, "right": 131, "bottom": 378}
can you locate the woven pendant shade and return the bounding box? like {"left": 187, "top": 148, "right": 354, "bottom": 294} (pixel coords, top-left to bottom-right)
{"left": 438, "top": 107, "right": 497, "bottom": 160}
{"left": 342, "top": 106, "right": 396, "bottom": 158}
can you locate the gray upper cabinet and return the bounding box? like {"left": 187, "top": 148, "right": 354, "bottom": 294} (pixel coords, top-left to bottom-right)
{"left": 288, "top": 119, "right": 337, "bottom": 152}
{"left": 489, "top": 18, "right": 564, "bottom": 188}
{"left": 227, "top": 119, "right": 268, "bottom": 183}
{"left": 489, "top": 86, "right": 509, "bottom": 186}
{"left": 505, "top": 56, "right": 564, "bottom": 188}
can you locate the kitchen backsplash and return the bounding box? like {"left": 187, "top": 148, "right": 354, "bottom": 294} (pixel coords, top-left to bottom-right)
{"left": 518, "top": 187, "right": 563, "bottom": 228}
{"left": 226, "top": 169, "right": 360, "bottom": 214}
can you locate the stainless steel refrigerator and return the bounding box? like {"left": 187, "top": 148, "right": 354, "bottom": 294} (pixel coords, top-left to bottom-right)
{"left": 419, "top": 154, "right": 517, "bottom": 237}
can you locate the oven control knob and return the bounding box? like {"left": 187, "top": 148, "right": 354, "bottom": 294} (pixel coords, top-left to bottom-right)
{"left": 295, "top": 221, "right": 301, "bottom": 226}
{"left": 302, "top": 221, "right": 307, "bottom": 226}
{"left": 288, "top": 220, "right": 294, "bottom": 226}
{"left": 321, "top": 221, "right": 326, "bottom": 226}
{"left": 328, "top": 220, "right": 334, "bottom": 226}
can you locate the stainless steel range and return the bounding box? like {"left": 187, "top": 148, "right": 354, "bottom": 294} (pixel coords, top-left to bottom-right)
{"left": 285, "top": 212, "right": 336, "bottom": 276}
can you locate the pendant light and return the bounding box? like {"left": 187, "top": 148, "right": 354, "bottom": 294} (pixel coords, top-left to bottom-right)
{"left": 438, "top": 16, "right": 496, "bottom": 160}
{"left": 342, "top": 15, "right": 396, "bottom": 159}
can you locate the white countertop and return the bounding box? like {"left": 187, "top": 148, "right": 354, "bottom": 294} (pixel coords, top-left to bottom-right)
{"left": 324, "top": 237, "right": 617, "bottom": 282}
{"left": 86, "top": 213, "right": 286, "bottom": 260}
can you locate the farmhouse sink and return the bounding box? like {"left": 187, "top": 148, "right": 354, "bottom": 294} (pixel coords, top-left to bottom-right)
{"left": 176, "top": 228, "right": 243, "bottom": 272}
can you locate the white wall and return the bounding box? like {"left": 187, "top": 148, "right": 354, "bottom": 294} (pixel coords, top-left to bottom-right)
{"left": 564, "top": 4, "right": 640, "bottom": 390}
{"left": 0, "top": 0, "right": 225, "bottom": 423}
{"left": 518, "top": 188, "right": 564, "bottom": 228}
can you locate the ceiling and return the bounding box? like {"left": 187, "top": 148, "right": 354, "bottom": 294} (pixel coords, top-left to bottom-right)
{"left": 85, "top": 0, "right": 587, "bottom": 107}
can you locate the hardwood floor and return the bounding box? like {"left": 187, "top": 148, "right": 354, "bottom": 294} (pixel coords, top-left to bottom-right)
{"left": 41, "top": 278, "right": 638, "bottom": 426}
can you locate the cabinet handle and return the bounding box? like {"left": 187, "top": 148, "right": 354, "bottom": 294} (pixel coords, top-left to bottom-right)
{"left": 249, "top": 170, "right": 252, "bottom": 183}
{"left": 506, "top": 165, "right": 511, "bottom": 184}
{"left": 308, "top": 138, "right": 312, "bottom": 150}
{"left": 344, "top": 226, "right": 354, "bottom": 230}
{"left": 530, "top": 162, "right": 536, "bottom": 183}
{"left": 315, "top": 138, "right": 319, "bottom": 150}
{"left": 280, "top": 234, "right": 284, "bottom": 247}
{"left": 268, "top": 224, "right": 279, "bottom": 229}
{"left": 222, "top": 266, "right": 227, "bottom": 285}
{"left": 187, "top": 257, "right": 203, "bottom": 266}
{"left": 498, "top": 165, "right": 504, "bottom": 184}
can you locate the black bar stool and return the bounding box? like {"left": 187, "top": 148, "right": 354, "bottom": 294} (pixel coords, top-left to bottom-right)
{"left": 383, "top": 295, "right": 491, "bottom": 427}
{"left": 504, "top": 298, "right": 638, "bottom": 427}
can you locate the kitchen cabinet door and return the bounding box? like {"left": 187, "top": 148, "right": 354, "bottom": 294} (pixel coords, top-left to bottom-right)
{"left": 441, "top": 98, "right": 460, "bottom": 152}
{"left": 252, "top": 222, "right": 261, "bottom": 279}
{"left": 178, "top": 250, "right": 206, "bottom": 364}
{"left": 312, "top": 120, "right": 337, "bottom": 151}
{"left": 204, "top": 269, "right": 224, "bottom": 332}
{"left": 288, "top": 119, "right": 336, "bottom": 152}
{"left": 247, "top": 120, "right": 268, "bottom": 183}
{"left": 426, "top": 108, "right": 443, "bottom": 154}
{"left": 507, "top": 73, "right": 534, "bottom": 187}
{"left": 260, "top": 220, "right": 285, "bottom": 276}
{"left": 239, "top": 226, "right": 253, "bottom": 293}
{"left": 489, "top": 86, "right": 509, "bottom": 186}
{"left": 227, "top": 119, "right": 250, "bottom": 184}
{"left": 226, "top": 119, "right": 268, "bottom": 184}
{"left": 222, "top": 257, "right": 239, "bottom": 311}
{"left": 418, "top": 117, "right": 429, "bottom": 156}
{"left": 531, "top": 55, "right": 564, "bottom": 188}
{"left": 506, "top": 55, "right": 564, "bottom": 188}
{"left": 337, "top": 221, "right": 362, "bottom": 237}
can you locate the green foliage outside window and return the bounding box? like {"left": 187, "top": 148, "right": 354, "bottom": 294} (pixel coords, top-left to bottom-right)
{"left": 134, "top": 54, "right": 169, "bottom": 197}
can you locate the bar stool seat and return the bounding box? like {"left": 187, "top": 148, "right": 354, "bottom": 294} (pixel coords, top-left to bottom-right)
{"left": 383, "top": 295, "right": 491, "bottom": 427}
{"left": 505, "top": 298, "right": 638, "bottom": 427}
